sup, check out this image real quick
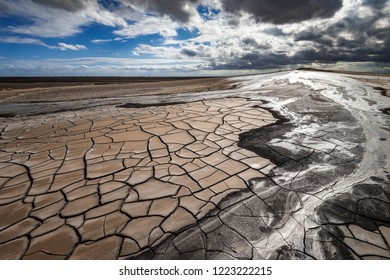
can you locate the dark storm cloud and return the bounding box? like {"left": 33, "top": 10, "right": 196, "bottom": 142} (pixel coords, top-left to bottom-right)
{"left": 0, "top": 1, "right": 10, "bottom": 11}
{"left": 295, "top": 31, "right": 334, "bottom": 47}
{"left": 286, "top": 0, "right": 390, "bottom": 67}
{"left": 362, "top": 0, "right": 388, "bottom": 8}
{"left": 212, "top": 7, "right": 390, "bottom": 72}
{"left": 31, "top": 0, "right": 87, "bottom": 12}
{"left": 227, "top": 18, "right": 240, "bottom": 26}
{"left": 263, "top": 27, "right": 286, "bottom": 37}
{"left": 241, "top": 37, "right": 271, "bottom": 50}
{"left": 210, "top": 44, "right": 390, "bottom": 71}
{"left": 210, "top": 52, "right": 292, "bottom": 70}
{"left": 181, "top": 48, "right": 198, "bottom": 57}
{"left": 125, "top": 0, "right": 198, "bottom": 23}
{"left": 221, "top": 0, "right": 343, "bottom": 24}
{"left": 294, "top": 46, "right": 390, "bottom": 64}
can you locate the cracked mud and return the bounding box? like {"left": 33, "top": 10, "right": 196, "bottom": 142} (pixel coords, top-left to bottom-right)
{"left": 0, "top": 70, "right": 389, "bottom": 260}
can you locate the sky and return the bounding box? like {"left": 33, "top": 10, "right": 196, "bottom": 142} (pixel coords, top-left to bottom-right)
{"left": 0, "top": 0, "right": 389, "bottom": 76}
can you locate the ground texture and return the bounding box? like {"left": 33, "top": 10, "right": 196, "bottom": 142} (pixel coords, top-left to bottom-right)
{"left": 0, "top": 70, "right": 389, "bottom": 259}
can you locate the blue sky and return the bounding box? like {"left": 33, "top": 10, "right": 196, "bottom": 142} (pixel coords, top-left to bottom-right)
{"left": 0, "top": 0, "right": 389, "bottom": 76}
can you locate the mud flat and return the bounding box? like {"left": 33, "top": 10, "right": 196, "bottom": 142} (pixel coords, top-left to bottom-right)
{"left": 0, "top": 70, "right": 389, "bottom": 259}
{"left": 0, "top": 77, "right": 231, "bottom": 103}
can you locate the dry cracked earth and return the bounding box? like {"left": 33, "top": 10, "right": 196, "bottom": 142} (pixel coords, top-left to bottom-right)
{"left": 0, "top": 70, "right": 389, "bottom": 260}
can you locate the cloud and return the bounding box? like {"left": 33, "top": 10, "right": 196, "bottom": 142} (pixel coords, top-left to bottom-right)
{"left": 133, "top": 44, "right": 183, "bottom": 58}
{"left": 0, "top": 36, "right": 65, "bottom": 50}
{"left": 0, "top": 36, "right": 88, "bottom": 51}
{"left": 0, "top": 0, "right": 389, "bottom": 75}
{"left": 362, "top": 0, "right": 388, "bottom": 9}
{"left": 0, "top": 1, "right": 9, "bottom": 11}
{"left": 114, "top": 15, "right": 179, "bottom": 38}
{"left": 58, "top": 42, "right": 87, "bottom": 51}
{"left": 221, "top": 0, "right": 343, "bottom": 24}
{"left": 91, "top": 39, "right": 112, "bottom": 44}
{"left": 120, "top": 0, "right": 199, "bottom": 23}
{"left": 170, "top": 0, "right": 390, "bottom": 71}
{"left": 292, "top": 0, "right": 390, "bottom": 63}
{"left": 31, "top": 0, "right": 86, "bottom": 12}
{"left": 181, "top": 48, "right": 198, "bottom": 57}
{"left": 0, "top": 0, "right": 201, "bottom": 42}
{"left": 0, "top": 0, "right": 126, "bottom": 38}
{"left": 0, "top": 36, "right": 50, "bottom": 47}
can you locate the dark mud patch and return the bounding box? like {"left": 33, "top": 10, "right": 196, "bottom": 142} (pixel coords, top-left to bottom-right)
{"left": 309, "top": 176, "right": 390, "bottom": 259}
{"left": 118, "top": 97, "right": 272, "bottom": 110}
{"left": 238, "top": 107, "right": 294, "bottom": 166}
{"left": 373, "top": 86, "right": 388, "bottom": 97}
{"left": 118, "top": 101, "right": 187, "bottom": 108}
{"left": 381, "top": 108, "right": 390, "bottom": 115}
{"left": 0, "top": 113, "right": 16, "bottom": 118}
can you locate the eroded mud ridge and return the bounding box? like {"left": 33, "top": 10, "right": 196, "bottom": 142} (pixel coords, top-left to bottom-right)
{"left": 0, "top": 70, "right": 389, "bottom": 260}
{"left": 0, "top": 98, "right": 276, "bottom": 259}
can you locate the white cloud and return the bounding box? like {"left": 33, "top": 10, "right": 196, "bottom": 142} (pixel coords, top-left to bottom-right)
{"left": 133, "top": 44, "right": 182, "bottom": 58}
{"left": 374, "top": 18, "right": 390, "bottom": 29}
{"left": 58, "top": 43, "right": 87, "bottom": 51}
{"left": 0, "top": 36, "right": 66, "bottom": 50}
{"left": 0, "top": 0, "right": 126, "bottom": 38}
{"left": 114, "top": 15, "right": 180, "bottom": 38}
{"left": 91, "top": 39, "right": 112, "bottom": 44}
{"left": 160, "top": 28, "right": 178, "bottom": 38}
{"left": 0, "top": 36, "right": 50, "bottom": 47}
{"left": 0, "top": 36, "right": 88, "bottom": 51}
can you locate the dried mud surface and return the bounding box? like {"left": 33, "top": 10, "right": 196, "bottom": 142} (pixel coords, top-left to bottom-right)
{"left": 0, "top": 70, "right": 389, "bottom": 260}
{"left": 0, "top": 97, "right": 276, "bottom": 259}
